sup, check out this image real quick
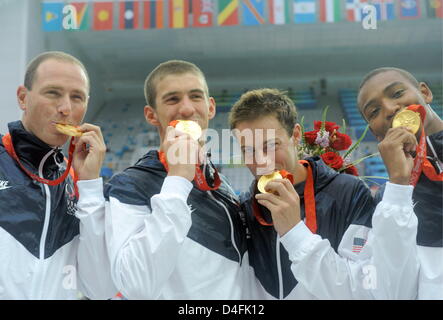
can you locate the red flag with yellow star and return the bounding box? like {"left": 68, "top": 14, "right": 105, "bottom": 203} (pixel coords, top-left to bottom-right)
{"left": 93, "top": 2, "right": 114, "bottom": 30}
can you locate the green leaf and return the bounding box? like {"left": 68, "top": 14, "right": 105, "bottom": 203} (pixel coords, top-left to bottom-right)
{"left": 320, "top": 106, "right": 330, "bottom": 132}
{"left": 338, "top": 152, "right": 380, "bottom": 172}
{"left": 358, "top": 176, "right": 389, "bottom": 186}
{"left": 343, "top": 124, "right": 369, "bottom": 160}
{"left": 300, "top": 115, "right": 306, "bottom": 145}
{"left": 360, "top": 176, "right": 389, "bottom": 180}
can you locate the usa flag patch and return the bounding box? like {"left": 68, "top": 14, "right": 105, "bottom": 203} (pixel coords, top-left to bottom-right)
{"left": 352, "top": 237, "right": 366, "bottom": 253}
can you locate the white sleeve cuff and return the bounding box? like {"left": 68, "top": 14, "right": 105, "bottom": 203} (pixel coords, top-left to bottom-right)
{"left": 382, "top": 182, "right": 413, "bottom": 206}
{"left": 280, "top": 221, "right": 316, "bottom": 254}
{"left": 160, "top": 176, "right": 193, "bottom": 202}
{"left": 77, "top": 178, "right": 104, "bottom": 204}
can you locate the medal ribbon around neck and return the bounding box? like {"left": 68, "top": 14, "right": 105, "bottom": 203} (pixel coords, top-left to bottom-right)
{"left": 2, "top": 133, "right": 79, "bottom": 198}
{"left": 157, "top": 150, "right": 221, "bottom": 191}
{"left": 402, "top": 105, "right": 442, "bottom": 185}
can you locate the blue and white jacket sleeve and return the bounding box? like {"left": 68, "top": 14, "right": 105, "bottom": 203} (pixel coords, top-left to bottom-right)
{"left": 105, "top": 175, "right": 193, "bottom": 299}
{"left": 75, "top": 178, "right": 119, "bottom": 299}
{"left": 280, "top": 182, "right": 419, "bottom": 299}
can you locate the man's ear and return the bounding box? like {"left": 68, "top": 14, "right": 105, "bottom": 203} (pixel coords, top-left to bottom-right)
{"left": 418, "top": 82, "right": 433, "bottom": 105}
{"left": 292, "top": 124, "right": 302, "bottom": 145}
{"left": 17, "top": 86, "right": 28, "bottom": 111}
{"left": 144, "top": 105, "right": 160, "bottom": 127}
{"left": 208, "top": 97, "right": 216, "bottom": 120}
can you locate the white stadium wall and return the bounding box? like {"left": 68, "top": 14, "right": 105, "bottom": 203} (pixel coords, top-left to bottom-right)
{"left": 0, "top": 0, "right": 29, "bottom": 134}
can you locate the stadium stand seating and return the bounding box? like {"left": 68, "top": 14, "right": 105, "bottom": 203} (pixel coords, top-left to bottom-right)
{"left": 362, "top": 156, "right": 389, "bottom": 187}
{"left": 430, "top": 85, "right": 443, "bottom": 119}
{"left": 213, "top": 88, "right": 317, "bottom": 112}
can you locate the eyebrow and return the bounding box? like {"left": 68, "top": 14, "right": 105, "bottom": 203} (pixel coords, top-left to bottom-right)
{"left": 362, "top": 81, "right": 405, "bottom": 115}
{"left": 42, "top": 85, "right": 87, "bottom": 96}
{"left": 189, "top": 89, "right": 205, "bottom": 94}
{"left": 383, "top": 81, "right": 404, "bottom": 94}
{"left": 241, "top": 138, "right": 278, "bottom": 150}
{"left": 161, "top": 89, "right": 205, "bottom": 100}
{"left": 42, "top": 85, "right": 64, "bottom": 91}
{"left": 266, "top": 137, "right": 278, "bottom": 143}
{"left": 161, "top": 91, "right": 179, "bottom": 100}
{"left": 71, "top": 89, "right": 87, "bottom": 96}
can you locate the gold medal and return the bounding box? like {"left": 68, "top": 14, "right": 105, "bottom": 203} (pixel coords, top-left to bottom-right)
{"left": 257, "top": 171, "right": 282, "bottom": 194}
{"left": 55, "top": 123, "right": 83, "bottom": 137}
{"left": 174, "top": 120, "right": 202, "bottom": 141}
{"left": 392, "top": 110, "right": 421, "bottom": 134}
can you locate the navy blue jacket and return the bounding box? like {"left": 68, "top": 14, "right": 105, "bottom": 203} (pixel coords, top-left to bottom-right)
{"left": 375, "top": 130, "right": 443, "bottom": 247}
{"left": 104, "top": 150, "right": 248, "bottom": 263}
{"left": 0, "top": 121, "right": 78, "bottom": 259}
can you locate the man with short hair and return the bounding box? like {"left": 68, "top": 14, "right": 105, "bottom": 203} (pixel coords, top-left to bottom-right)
{"left": 104, "top": 60, "right": 249, "bottom": 299}
{"left": 358, "top": 67, "right": 443, "bottom": 299}
{"left": 0, "top": 51, "right": 117, "bottom": 299}
{"left": 229, "top": 88, "right": 420, "bottom": 299}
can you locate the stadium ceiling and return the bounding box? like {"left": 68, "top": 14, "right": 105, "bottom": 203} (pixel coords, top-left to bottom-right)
{"left": 45, "top": 19, "right": 442, "bottom": 98}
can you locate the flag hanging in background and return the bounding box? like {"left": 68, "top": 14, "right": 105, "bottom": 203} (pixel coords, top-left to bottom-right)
{"left": 319, "top": 0, "right": 341, "bottom": 23}
{"left": 119, "top": 1, "right": 139, "bottom": 29}
{"left": 346, "top": 0, "right": 368, "bottom": 21}
{"left": 427, "top": 0, "right": 443, "bottom": 18}
{"left": 242, "top": 0, "right": 265, "bottom": 26}
{"left": 371, "top": 0, "right": 395, "bottom": 21}
{"left": 69, "top": 2, "right": 91, "bottom": 30}
{"left": 293, "top": 0, "right": 317, "bottom": 24}
{"left": 191, "top": 0, "right": 214, "bottom": 27}
{"left": 169, "top": 0, "right": 189, "bottom": 28}
{"left": 268, "top": 0, "right": 291, "bottom": 25}
{"left": 398, "top": 0, "right": 421, "bottom": 19}
{"left": 143, "top": 0, "right": 164, "bottom": 29}
{"left": 93, "top": 2, "right": 114, "bottom": 30}
{"left": 41, "top": 2, "right": 64, "bottom": 31}
{"left": 218, "top": 0, "right": 239, "bottom": 26}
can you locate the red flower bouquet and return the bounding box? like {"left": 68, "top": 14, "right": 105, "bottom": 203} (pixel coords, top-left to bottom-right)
{"left": 298, "top": 106, "right": 377, "bottom": 177}
{"left": 330, "top": 132, "right": 352, "bottom": 151}
{"left": 321, "top": 152, "right": 344, "bottom": 170}
{"left": 314, "top": 120, "right": 340, "bottom": 133}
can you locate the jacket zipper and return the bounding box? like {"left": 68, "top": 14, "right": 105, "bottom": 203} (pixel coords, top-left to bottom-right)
{"left": 427, "top": 136, "right": 443, "bottom": 173}
{"left": 38, "top": 149, "right": 55, "bottom": 260}
{"left": 31, "top": 149, "right": 55, "bottom": 299}
{"left": 276, "top": 234, "right": 284, "bottom": 299}
{"left": 207, "top": 190, "right": 242, "bottom": 264}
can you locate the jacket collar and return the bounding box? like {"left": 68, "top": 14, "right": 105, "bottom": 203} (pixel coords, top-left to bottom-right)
{"left": 135, "top": 149, "right": 239, "bottom": 203}
{"left": 299, "top": 156, "right": 339, "bottom": 195}
{"left": 7, "top": 120, "right": 64, "bottom": 172}
{"left": 134, "top": 149, "right": 166, "bottom": 171}
{"left": 428, "top": 130, "right": 443, "bottom": 162}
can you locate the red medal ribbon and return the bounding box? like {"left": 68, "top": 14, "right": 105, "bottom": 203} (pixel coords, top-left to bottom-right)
{"left": 2, "top": 133, "right": 79, "bottom": 198}
{"left": 252, "top": 194, "right": 274, "bottom": 226}
{"left": 158, "top": 151, "right": 221, "bottom": 191}
{"left": 406, "top": 105, "right": 439, "bottom": 186}
{"left": 299, "top": 160, "right": 317, "bottom": 234}
{"left": 400, "top": 104, "right": 443, "bottom": 185}
{"left": 423, "top": 159, "right": 443, "bottom": 181}
{"left": 253, "top": 161, "right": 317, "bottom": 234}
